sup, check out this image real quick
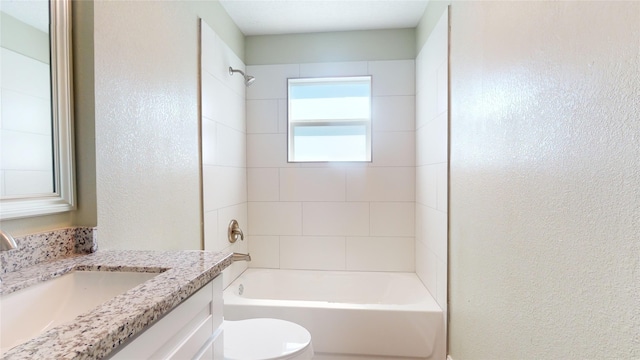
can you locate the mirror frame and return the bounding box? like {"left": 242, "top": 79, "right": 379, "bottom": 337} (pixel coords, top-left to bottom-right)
{"left": 0, "top": 0, "right": 75, "bottom": 220}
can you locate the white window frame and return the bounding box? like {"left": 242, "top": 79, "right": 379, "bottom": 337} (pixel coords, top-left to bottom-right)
{"left": 287, "top": 76, "right": 372, "bottom": 163}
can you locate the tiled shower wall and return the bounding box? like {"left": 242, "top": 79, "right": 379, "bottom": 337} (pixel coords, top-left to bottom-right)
{"left": 200, "top": 21, "right": 248, "bottom": 287}
{"left": 415, "top": 9, "right": 449, "bottom": 311}
{"left": 245, "top": 60, "right": 416, "bottom": 272}
{"left": 0, "top": 48, "right": 53, "bottom": 196}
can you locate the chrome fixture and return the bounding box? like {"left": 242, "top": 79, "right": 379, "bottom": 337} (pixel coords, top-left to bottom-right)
{"left": 229, "top": 67, "right": 255, "bottom": 87}
{"left": 0, "top": 229, "right": 18, "bottom": 251}
{"left": 232, "top": 252, "right": 252, "bottom": 262}
{"left": 228, "top": 219, "right": 244, "bottom": 243}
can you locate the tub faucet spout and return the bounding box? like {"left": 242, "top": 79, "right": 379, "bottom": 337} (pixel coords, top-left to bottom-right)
{"left": 232, "top": 252, "right": 251, "bottom": 262}
{"left": 0, "top": 229, "right": 18, "bottom": 251}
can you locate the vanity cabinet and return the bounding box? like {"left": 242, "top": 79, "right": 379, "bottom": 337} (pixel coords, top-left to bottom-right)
{"left": 109, "top": 276, "right": 224, "bottom": 359}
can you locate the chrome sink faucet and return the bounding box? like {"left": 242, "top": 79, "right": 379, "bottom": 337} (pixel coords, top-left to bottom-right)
{"left": 0, "top": 229, "right": 18, "bottom": 251}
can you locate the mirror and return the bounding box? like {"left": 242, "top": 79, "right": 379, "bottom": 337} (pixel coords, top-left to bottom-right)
{"left": 0, "top": 0, "right": 75, "bottom": 219}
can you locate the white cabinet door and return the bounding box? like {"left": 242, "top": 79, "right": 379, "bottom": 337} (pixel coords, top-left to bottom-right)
{"left": 193, "top": 328, "right": 224, "bottom": 360}
{"left": 109, "top": 276, "right": 224, "bottom": 360}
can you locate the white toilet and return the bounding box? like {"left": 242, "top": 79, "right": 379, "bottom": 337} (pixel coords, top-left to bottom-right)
{"left": 223, "top": 318, "right": 314, "bottom": 360}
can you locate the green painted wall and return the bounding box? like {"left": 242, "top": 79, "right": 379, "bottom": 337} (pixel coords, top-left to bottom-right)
{"left": 245, "top": 28, "right": 416, "bottom": 65}
{"left": 0, "top": 11, "right": 49, "bottom": 63}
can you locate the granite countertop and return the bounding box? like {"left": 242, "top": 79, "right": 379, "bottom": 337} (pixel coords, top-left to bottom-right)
{"left": 0, "top": 249, "right": 233, "bottom": 360}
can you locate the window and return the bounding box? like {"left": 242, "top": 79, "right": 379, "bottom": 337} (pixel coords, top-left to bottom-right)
{"left": 287, "top": 76, "right": 372, "bottom": 162}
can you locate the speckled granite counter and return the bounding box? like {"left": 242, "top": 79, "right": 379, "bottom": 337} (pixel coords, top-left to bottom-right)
{"left": 0, "top": 249, "right": 233, "bottom": 360}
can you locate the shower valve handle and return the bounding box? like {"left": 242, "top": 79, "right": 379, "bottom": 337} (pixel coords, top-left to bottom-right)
{"left": 228, "top": 219, "right": 244, "bottom": 243}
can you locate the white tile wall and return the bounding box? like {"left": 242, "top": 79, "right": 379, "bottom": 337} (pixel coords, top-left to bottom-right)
{"left": 436, "top": 256, "right": 447, "bottom": 308}
{"left": 346, "top": 236, "right": 414, "bottom": 271}
{"left": 279, "top": 168, "right": 346, "bottom": 201}
{"left": 436, "top": 162, "right": 448, "bottom": 212}
{"left": 1, "top": 48, "right": 50, "bottom": 99}
{"left": 202, "top": 165, "right": 246, "bottom": 211}
{"left": 215, "top": 123, "right": 246, "bottom": 167}
{"left": 246, "top": 64, "right": 300, "bottom": 100}
{"left": 416, "top": 165, "right": 438, "bottom": 208}
{"left": 203, "top": 209, "right": 220, "bottom": 250}
{"left": 248, "top": 202, "right": 303, "bottom": 235}
{"left": 202, "top": 27, "right": 448, "bottom": 295}
{"left": 0, "top": 131, "right": 53, "bottom": 170}
{"left": 372, "top": 96, "right": 416, "bottom": 132}
{"left": 247, "top": 60, "right": 416, "bottom": 272}
{"left": 3, "top": 170, "right": 53, "bottom": 196}
{"left": 201, "top": 71, "right": 245, "bottom": 132}
{"left": 416, "top": 111, "right": 448, "bottom": 166}
{"left": 200, "top": 21, "right": 248, "bottom": 288}
{"left": 1, "top": 48, "right": 54, "bottom": 197}
{"left": 370, "top": 202, "right": 415, "bottom": 237}
{"left": 302, "top": 202, "right": 369, "bottom": 236}
{"left": 247, "top": 133, "right": 290, "bottom": 168}
{"left": 201, "top": 26, "right": 246, "bottom": 98}
{"left": 246, "top": 100, "right": 279, "bottom": 134}
{"left": 248, "top": 236, "right": 280, "bottom": 268}
{"left": 2, "top": 90, "right": 52, "bottom": 135}
{"left": 346, "top": 167, "right": 415, "bottom": 202}
{"left": 201, "top": 119, "right": 217, "bottom": 165}
{"left": 247, "top": 168, "right": 279, "bottom": 201}
{"left": 371, "top": 131, "right": 415, "bottom": 167}
{"left": 280, "top": 236, "right": 346, "bottom": 270}
{"left": 368, "top": 60, "right": 415, "bottom": 96}
{"left": 277, "top": 100, "right": 288, "bottom": 133}
{"left": 415, "top": 240, "right": 438, "bottom": 293}
{"left": 419, "top": 206, "right": 447, "bottom": 260}
{"left": 415, "top": 9, "right": 449, "bottom": 315}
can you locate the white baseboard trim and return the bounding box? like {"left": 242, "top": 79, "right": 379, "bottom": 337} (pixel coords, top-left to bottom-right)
{"left": 447, "top": 356, "right": 454, "bottom": 360}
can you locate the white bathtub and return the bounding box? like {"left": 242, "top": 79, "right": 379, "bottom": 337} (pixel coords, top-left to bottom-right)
{"left": 223, "top": 269, "right": 443, "bottom": 359}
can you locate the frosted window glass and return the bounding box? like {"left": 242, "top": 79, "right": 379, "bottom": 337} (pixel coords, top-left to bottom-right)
{"left": 288, "top": 76, "right": 372, "bottom": 162}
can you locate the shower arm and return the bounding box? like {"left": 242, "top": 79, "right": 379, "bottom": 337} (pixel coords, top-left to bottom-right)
{"left": 228, "top": 67, "right": 255, "bottom": 86}
{"left": 229, "top": 67, "right": 246, "bottom": 77}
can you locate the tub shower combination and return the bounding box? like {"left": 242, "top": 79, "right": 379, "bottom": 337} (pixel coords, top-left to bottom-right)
{"left": 224, "top": 269, "right": 443, "bottom": 359}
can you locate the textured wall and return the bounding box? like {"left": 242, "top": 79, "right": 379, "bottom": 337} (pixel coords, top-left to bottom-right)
{"left": 448, "top": 1, "right": 640, "bottom": 359}
{"left": 94, "top": 1, "right": 201, "bottom": 250}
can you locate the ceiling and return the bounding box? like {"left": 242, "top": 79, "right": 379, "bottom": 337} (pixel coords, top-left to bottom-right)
{"left": 219, "top": 0, "right": 430, "bottom": 36}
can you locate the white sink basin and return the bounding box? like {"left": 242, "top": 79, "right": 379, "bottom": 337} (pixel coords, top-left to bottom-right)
{"left": 0, "top": 270, "right": 158, "bottom": 353}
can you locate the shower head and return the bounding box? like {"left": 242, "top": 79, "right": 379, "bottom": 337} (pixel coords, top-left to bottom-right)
{"left": 229, "top": 67, "right": 255, "bottom": 87}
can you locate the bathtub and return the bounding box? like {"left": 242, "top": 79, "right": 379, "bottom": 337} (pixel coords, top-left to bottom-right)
{"left": 223, "top": 269, "right": 443, "bottom": 359}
